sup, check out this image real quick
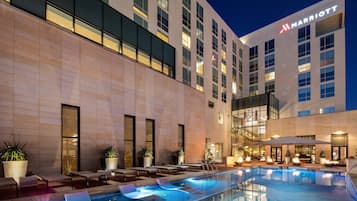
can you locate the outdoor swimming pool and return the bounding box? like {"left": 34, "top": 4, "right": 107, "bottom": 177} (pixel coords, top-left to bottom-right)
{"left": 93, "top": 168, "right": 355, "bottom": 201}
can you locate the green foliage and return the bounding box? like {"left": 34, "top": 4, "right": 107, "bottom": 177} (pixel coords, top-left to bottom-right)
{"left": 178, "top": 149, "right": 184, "bottom": 156}
{"left": 319, "top": 151, "right": 326, "bottom": 158}
{"left": 104, "top": 147, "right": 119, "bottom": 158}
{"left": 144, "top": 149, "right": 153, "bottom": 158}
{"left": 0, "top": 142, "right": 27, "bottom": 161}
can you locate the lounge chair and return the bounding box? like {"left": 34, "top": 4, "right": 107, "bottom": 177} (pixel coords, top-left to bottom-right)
{"left": 112, "top": 169, "right": 137, "bottom": 181}
{"left": 0, "top": 177, "right": 18, "bottom": 197}
{"left": 235, "top": 157, "right": 244, "bottom": 166}
{"left": 71, "top": 171, "right": 110, "bottom": 186}
{"left": 156, "top": 178, "right": 183, "bottom": 190}
{"left": 152, "top": 165, "right": 179, "bottom": 174}
{"left": 292, "top": 157, "right": 301, "bottom": 166}
{"left": 167, "top": 164, "right": 190, "bottom": 171}
{"left": 40, "top": 174, "right": 72, "bottom": 189}
{"left": 183, "top": 163, "right": 205, "bottom": 170}
{"left": 266, "top": 157, "right": 274, "bottom": 165}
{"left": 64, "top": 191, "right": 91, "bottom": 201}
{"left": 119, "top": 184, "right": 153, "bottom": 200}
{"left": 130, "top": 167, "right": 158, "bottom": 177}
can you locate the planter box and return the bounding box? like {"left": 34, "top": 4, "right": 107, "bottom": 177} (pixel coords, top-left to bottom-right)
{"left": 3, "top": 161, "right": 28, "bottom": 185}
{"left": 105, "top": 158, "right": 118, "bottom": 170}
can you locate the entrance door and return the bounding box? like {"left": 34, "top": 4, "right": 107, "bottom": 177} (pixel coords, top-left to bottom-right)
{"left": 271, "top": 147, "right": 282, "bottom": 162}
{"left": 332, "top": 146, "right": 348, "bottom": 161}
{"left": 62, "top": 105, "right": 80, "bottom": 175}
{"left": 124, "top": 115, "right": 136, "bottom": 168}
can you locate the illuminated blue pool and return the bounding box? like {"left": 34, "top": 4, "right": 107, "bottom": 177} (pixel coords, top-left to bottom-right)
{"left": 93, "top": 168, "right": 355, "bottom": 201}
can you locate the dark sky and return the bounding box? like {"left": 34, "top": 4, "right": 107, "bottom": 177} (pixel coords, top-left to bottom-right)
{"left": 207, "top": 0, "right": 357, "bottom": 110}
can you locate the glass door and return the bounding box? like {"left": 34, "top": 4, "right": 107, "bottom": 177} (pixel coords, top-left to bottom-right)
{"left": 271, "top": 147, "right": 282, "bottom": 162}
{"left": 124, "top": 115, "right": 136, "bottom": 168}
{"left": 62, "top": 105, "right": 80, "bottom": 175}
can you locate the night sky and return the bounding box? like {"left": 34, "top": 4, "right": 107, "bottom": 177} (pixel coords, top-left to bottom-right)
{"left": 207, "top": 0, "right": 357, "bottom": 110}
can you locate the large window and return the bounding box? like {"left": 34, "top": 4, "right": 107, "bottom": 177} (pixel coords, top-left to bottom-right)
{"left": 62, "top": 105, "right": 80, "bottom": 175}
{"left": 182, "top": 47, "right": 191, "bottom": 66}
{"left": 134, "top": 14, "right": 148, "bottom": 29}
{"left": 298, "top": 87, "right": 311, "bottom": 102}
{"left": 182, "top": 7, "right": 191, "bottom": 29}
{"left": 249, "top": 60, "right": 258, "bottom": 72}
{"left": 320, "top": 66, "right": 335, "bottom": 82}
{"left": 212, "top": 68, "right": 218, "bottom": 83}
{"left": 196, "top": 21, "right": 204, "bottom": 40}
{"left": 298, "top": 42, "right": 311, "bottom": 57}
{"left": 249, "top": 85, "right": 258, "bottom": 96}
{"left": 221, "top": 88, "right": 227, "bottom": 103}
{"left": 183, "top": 67, "right": 191, "bottom": 85}
{"left": 46, "top": 4, "right": 73, "bottom": 31}
{"left": 298, "top": 25, "right": 310, "bottom": 43}
{"left": 196, "top": 75, "right": 204, "bottom": 92}
{"left": 264, "top": 54, "right": 275, "bottom": 67}
{"left": 320, "top": 50, "right": 334, "bottom": 67}
{"left": 178, "top": 125, "right": 185, "bottom": 151}
{"left": 221, "top": 74, "right": 227, "bottom": 88}
{"left": 212, "top": 36, "right": 218, "bottom": 51}
{"left": 196, "top": 39, "right": 204, "bottom": 57}
{"left": 298, "top": 56, "right": 311, "bottom": 72}
{"left": 298, "top": 72, "right": 311, "bottom": 87}
{"left": 212, "top": 19, "right": 218, "bottom": 36}
{"left": 103, "top": 33, "right": 120, "bottom": 53}
{"left": 249, "top": 72, "right": 258, "bottom": 85}
{"left": 221, "top": 29, "right": 226, "bottom": 44}
{"left": 145, "top": 119, "right": 155, "bottom": 163}
{"left": 157, "top": 0, "right": 169, "bottom": 10}
{"left": 320, "top": 34, "right": 334, "bottom": 51}
{"left": 74, "top": 19, "right": 102, "bottom": 44}
{"left": 265, "top": 81, "right": 275, "bottom": 93}
{"left": 249, "top": 46, "right": 258, "bottom": 60}
{"left": 265, "top": 39, "right": 274, "bottom": 54}
{"left": 196, "top": 56, "right": 204, "bottom": 75}
{"left": 298, "top": 110, "right": 311, "bottom": 117}
{"left": 124, "top": 115, "right": 136, "bottom": 168}
{"left": 157, "top": 7, "right": 169, "bottom": 32}
{"left": 320, "top": 83, "right": 335, "bottom": 98}
{"left": 183, "top": 0, "right": 190, "bottom": 10}
{"left": 212, "top": 84, "right": 218, "bottom": 99}
{"left": 134, "top": 0, "right": 148, "bottom": 14}
{"left": 182, "top": 28, "right": 191, "bottom": 49}
{"left": 320, "top": 106, "right": 335, "bottom": 114}
{"left": 196, "top": 2, "right": 204, "bottom": 22}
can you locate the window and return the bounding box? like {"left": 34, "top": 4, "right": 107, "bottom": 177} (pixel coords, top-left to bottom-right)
{"left": 178, "top": 125, "right": 185, "bottom": 151}
{"left": 249, "top": 46, "right": 258, "bottom": 60}
{"left": 221, "top": 44, "right": 226, "bottom": 60}
{"left": 124, "top": 115, "right": 136, "bottom": 168}
{"left": 249, "top": 72, "right": 258, "bottom": 85}
{"left": 182, "top": 7, "right": 191, "bottom": 29}
{"left": 320, "top": 82, "right": 335, "bottom": 98}
{"left": 265, "top": 72, "right": 275, "bottom": 82}
{"left": 232, "top": 42, "right": 237, "bottom": 55}
{"left": 212, "top": 84, "right": 218, "bottom": 99}
{"left": 196, "top": 2, "right": 204, "bottom": 22}
{"left": 151, "top": 57, "right": 162, "bottom": 72}
{"left": 196, "top": 21, "right": 204, "bottom": 40}
{"left": 123, "top": 42, "right": 137, "bottom": 61}
{"left": 74, "top": 19, "right": 102, "bottom": 44}
{"left": 298, "top": 56, "right": 311, "bottom": 72}
{"left": 221, "top": 60, "right": 227, "bottom": 74}
{"left": 298, "top": 42, "right": 310, "bottom": 57}
{"left": 182, "top": 67, "right": 191, "bottom": 85}
{"left": 61, "top": 105, "right": 79, "bottom": 175}
{"left": 320, "top": 107, "right": 335, "bottom": 114}
{"left": 196, "top": 39, "right": 204, "bottom": 57}
{"left": 239, "top": 48, "right": 243, "bottom": 58}
{"left": 212, "top": 52, "right": 218, "bottom": 67}
{"left": 239, "top": 60, "right": 243, "bottom": 73}
{"left": 212, "top": 36, "right": 218, "bottom": 51}
{"left": 182, "top": 28, "right": 191, "bottom": 49}
{"left": 298, "top": 110, "right": 311, "bottom": 117}
{"left": 134, "top": 0, "right": 148, "bottom": 14}
{"left": 265, "top": 81, "right": 275, "bottom": 93}
{"left": 298, "top": 25, "right": 310, "bottom": 43}
{"left": 196, "top": 75, "right": 204, "bottom": 91}
{"left": 183, "top": 0, "right": 190, "bottom": 10}
{"left": 134, "top": 14, "right": 148, "bottom": 29}
{"left": 320, "top": 34, "right": 334, "bottom": 51}
{"left": 249, "top": 60, "right": 258, "bottom": 72}
{"left": 320, "top": 50, "right": 334, "bottom": 67}
{"left": 232, "top": 54, "right": 237, "bottom": 67}
{"left": 145, "top": 119, "right": 155, "bottom": 162}
{"left": 46, "top": 4, "right": 73, "bottom": 31}
{"left": 265, "top": 54, "right": 274, "bottom": 67}
{"left": 221, "top": 29, "right": 226, "bottom": 44}
{"left": 157, "top": 0, "right": 169, "bottom": 10}
{"left": 221, "top": 74, "right": 226, "bottom": 88}
{"left": 212, "top": 68, "right": 218, "bottom": 83}
{"left": 249, "top": 85, "right": 258, "bottom": 96}
{"left": 182, "top": 47, "right": 191, "bottom": 66}
{"left": 265, "top": 39, "right": 274, "bottom": 54}
{"left": 212, "top": 19, "right": 218, "bottom": 36}
{"left": 298, "top": 87, "right": 311, "bottom": 102}
{"left": 320, "top": 66, "right": 334, "bottom": 82}
{"left": 298, "top": 72, "right": 311, "bottom": 87}
{"left": 103, "top": 33, "right": 120, "bottom": 53}
{"left": 138, "top": 50, "right": 150, "bottom": 66}
{"left": 196, "top": 56, "right": 204, "bottom": 75}
{"left": 221, "top": 88, "right": 227, "bottom": 103}
{"left": 157, "top": 7, "right": 169, "bottom": 32}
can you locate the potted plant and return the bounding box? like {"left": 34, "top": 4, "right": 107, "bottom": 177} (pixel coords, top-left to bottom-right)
{"left": 143, "top": 149, "right": 153, "bottom": 167}
{"left": 177, "top": 149, "right": 185, "bottom": 165}
{"left": 0, "top": 142, "right": 28, "bottom": 185}
{"left": 319, "top": 150, "right": 326, "bottom": 164}
{"left": 285, "top": 150, "right": 291, "bottom": 165}
{"left": 204, "top": 148, "right": 214, "bottom": 163}
{"left": 104, "top": 147, "right": 119, "bottom": 170}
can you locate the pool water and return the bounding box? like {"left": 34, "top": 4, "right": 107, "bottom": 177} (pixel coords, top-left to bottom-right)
{"left": 93, "top": 168, "right": 355, "bottom": 201}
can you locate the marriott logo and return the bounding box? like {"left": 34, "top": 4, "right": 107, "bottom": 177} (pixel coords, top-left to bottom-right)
{"left": 279, "top": 5, "right": 338, "bottom": 34}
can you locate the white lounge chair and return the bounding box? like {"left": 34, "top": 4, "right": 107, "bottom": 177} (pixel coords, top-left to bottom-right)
{"left": 119, "top": 184, "right": 153, "bottom": 200}
{"left": 156, "top": 178, "right": 183, "bottom": 190}
{"left": 64, "top": 191, "right": 91, "bottom": 201}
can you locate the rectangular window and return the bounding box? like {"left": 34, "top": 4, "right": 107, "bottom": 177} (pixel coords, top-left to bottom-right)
{"left": 221, "top": 45, "right": 226, "bottom": 60}
{"left": 221, "top": 60, "right": 227, "bottom": 74}
{"left": 298, "top": 42, "right": 310, "bottom": 57}
{"left": 232, "top": 42, "right": 237, "bottom": 55}
{"left": 61, "top": 105, "right": 79, "bottom": 175}
{"left": 249, "top": 60, "right": 258, "bottom": 72}
{"left": 196, "top": 75, "right": 204, "bottom": 91}
{"left": 212, "top": 52, "right": 218, "bottom": 67}
{"left": 320, "top": 82, "right": 335, "bottom": 98}
{"left": 182, "top": 7, "right": 191, "bottom": 29}
{"left": 196, "top": 39, "right": 204, "bottom": 57}
{"left": 103, "top": 33, "right": 120, "bottom": 53}
{"left": 298, "top": 87, "right": 311, "bottom": 102}
{"left": 265, "top": 72, "right": 275, "bottom": 82}
{"left": 183, "top": 67, "right": 191, "bottom": 85}
{"left": 124, "top": 115, "right": 136, "bottom": 168}
{"left": 232, "top": 54, "right": 237, "bottom": 67}
{"left": 212, "top": 84, "right": 218, "bottom": 99}
{"left": 265, "top": 39, "right": 275, "bottom": 54}
{"left": 183, "top": 0, "right": 190, "bottom": 10}
{"left": 249, "top": 85, "right": 258, "bottom": 96}
{"left": 178, "top": 125, "right": 185, "bottom": 151}
{"left": 212, "top": 36, "right": 218, "bottom": 51}
{"left": 298, "top": 56, "right": 311, "bottom": 72}
{"left": 138, "top": 50, "right": 150, "bottom": 66}
{"left": 196, "top": 56, "right": 204, "bottom": 75}
{"left": 221, "top": 74, "right": 226, "bottom": 88}
{"left": 265, "top": 81, "right": 275, "bottom": 93}
{"left": 320, "top": 34, "right": 334, "bottom": 51}
{"left": 145, "top": 119, "right": 155, "bottom": 162}
{"left": 182, "top": 47, "right": 191, "bottom": 66}
{"left": 46, "top": 4, "right": 73, "bottom": 31}
{"left": 123, "top": 42, "right": 137, "bottom": 61}
{"left": 298, "top": 25, "right": 310, "bottom": 43}
{"left": 134, "top": 13, "right": 148, "bottom": 29}
{"left": 264, "top": 54, "right": 275, "bottom": 67}
{"left": 196, "top": 2, "right": 204, "bottom": 22}
{"left": 157, "top": 7, "right": 169, "bottom": 32}
{"left": 239, "top": 48, "right": 243, "bottom": 58}
{"left": 212, "top": 19, "right": 218, "bottom": 36}
{"left": 134, "top": 0, "right": 148, "bottom": 14}
{"left": 182, "top": 28, "right": 191, "bottom": 49}
{"left": 320, "top": 50, "right": 334, "bottom": 67}
{"left": 320, "top": 66, "right": 335, "bottom": 82}
{"left": 298, "top": 72, "right": 311, "bottom": 87}
{"left": 249, "top": 46, "right": 258, "bottom": 60}
{"left": 74, "top": 19, "right": 102, "bottom": 44}
{"left": 157, "top": 0, "right": 169, "bottom": 10}
{"left": 249, "top": 72, "right": 258, "bottom": 85}
{"left": 151, "top": 57, "right": 162, "bottom": 72}
{"left": 221, "top": 88, "right": 227, "bottom": 103}
{"left": 298, "top": 110, "right": 311, "bottom": 117}
{"left": 196, "top": 21, "right": 204, "bottom": 40}
{"left": 239, "top": 60, "right": 243, "bottom": 73}
{"left": 320, "top": 107, "right": 335, "bottom": 114}
{"left": 221, "top": 29, "right": 226, "bottom": 44}
{"left": 212, "top": 68, "right": 218, "bottom": 83}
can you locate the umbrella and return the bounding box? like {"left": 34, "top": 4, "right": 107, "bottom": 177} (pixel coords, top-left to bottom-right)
{"left": 256, "top": 136, "right": 330, "bottom": 145}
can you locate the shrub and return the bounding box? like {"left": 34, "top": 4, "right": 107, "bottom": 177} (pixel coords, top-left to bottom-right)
{"left": 104, "top": 147, "right": 119, "bottom": 158}
{"left": 0, "top": 142, "right": 27, "bottom": 161}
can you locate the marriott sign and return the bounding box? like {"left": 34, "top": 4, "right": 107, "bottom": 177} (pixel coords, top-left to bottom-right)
{"left": 279, "top": 5, "right": 338, "bottom": 34}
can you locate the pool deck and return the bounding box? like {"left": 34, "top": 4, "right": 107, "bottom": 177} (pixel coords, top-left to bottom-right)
{"left": 0, "top": 162, "right": 347, "bottom": 201}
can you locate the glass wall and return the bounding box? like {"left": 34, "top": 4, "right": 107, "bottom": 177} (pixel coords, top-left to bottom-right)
{"left": 145, "top": 119, "right": 155, "bottom": 163}
{"left": 124, "top": 115, "right": 136, "bottom": 168}
{"left": 178, "top": 124, "right": 185, "bottom": 151}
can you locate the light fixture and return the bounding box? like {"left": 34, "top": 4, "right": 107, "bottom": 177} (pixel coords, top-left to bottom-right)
{"left": 333, "top": 130, "right": 346, "bottom": 135}
{"left": 272, "top": 135, "right": 280, "bottom": 138}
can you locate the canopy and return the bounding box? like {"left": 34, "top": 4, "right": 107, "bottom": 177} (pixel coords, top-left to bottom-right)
{"left": 256, "top": 136, "right": 330, "bottom": 145}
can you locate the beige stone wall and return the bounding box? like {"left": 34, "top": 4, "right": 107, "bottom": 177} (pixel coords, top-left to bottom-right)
{"left": 266, "top": 110, "right": 357, "bottom": 161}
{"left": 0, "top": 3, "right": 206, "bottom": 175}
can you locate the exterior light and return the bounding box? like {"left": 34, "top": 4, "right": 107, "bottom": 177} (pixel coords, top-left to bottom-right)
{"left": 333, "top": 131, "right": 346, "bottom": 135}
{"left": 272, "top": 135, "right": 280, "bottom": 138}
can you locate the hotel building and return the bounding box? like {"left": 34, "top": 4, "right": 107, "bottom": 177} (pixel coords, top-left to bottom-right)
{"left": 0, "top": 0, "right": 350, "bottom": 175}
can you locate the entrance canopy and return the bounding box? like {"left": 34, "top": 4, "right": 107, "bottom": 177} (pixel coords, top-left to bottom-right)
{"left": 256, "top": 136, "right": 330, "bottom": 145}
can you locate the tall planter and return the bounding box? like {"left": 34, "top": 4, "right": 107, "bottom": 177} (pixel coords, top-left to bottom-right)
{"left": 178, "top": 155, "right": 184, "bottom": 165}
{"left": 105, "top": 158, "right": 118, "bottom": 170}
{"left": 3, "top": 161, "right": 28, "bottom": 185}
{"left": 144, "top": 157, "right": 152, "bottom": 167}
